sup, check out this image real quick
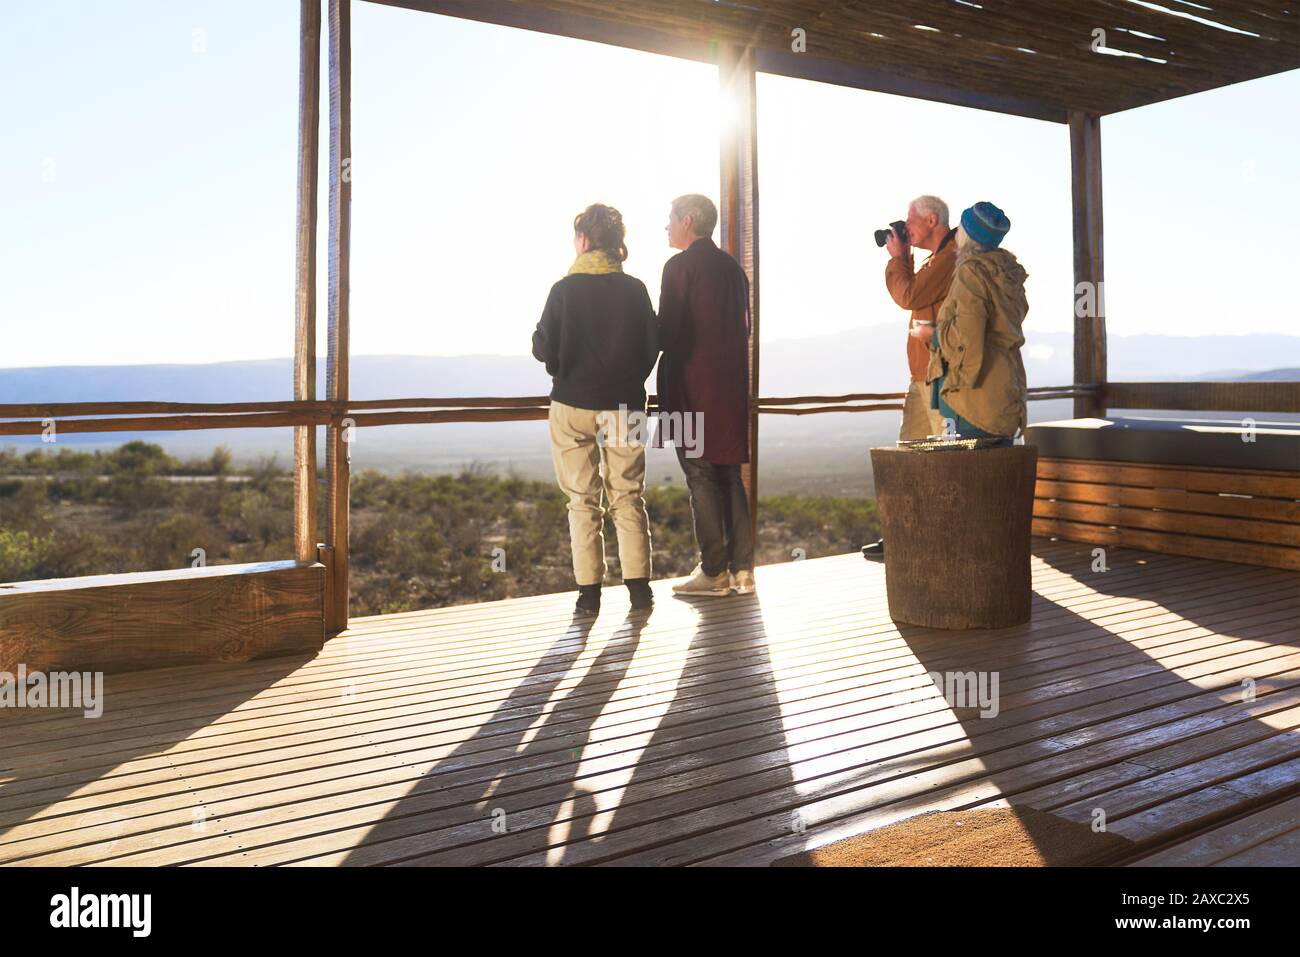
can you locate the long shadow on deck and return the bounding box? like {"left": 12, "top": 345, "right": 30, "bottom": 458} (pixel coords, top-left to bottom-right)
{"left": 596, "top": 594, "right": 801, "bottom": 864}
{"left": 0, "top": 654, "right": 314, "bottom": 863}
{"left": 340, "top": 609, "right": 650, "bottom": 865}
{"left": 339, "top": 591, "right": 801, "bottom": 866}
{"left": 816, "top": 543, "right": 1300, "bottom": 865}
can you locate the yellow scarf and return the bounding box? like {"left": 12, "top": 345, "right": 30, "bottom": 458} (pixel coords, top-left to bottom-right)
{"left": 568, "top": 249, "right": 623, "bottom": 276}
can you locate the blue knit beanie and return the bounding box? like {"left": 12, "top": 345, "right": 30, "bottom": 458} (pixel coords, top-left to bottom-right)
{"left": 960, "top": 202, "right": 1010, "bottom": 248}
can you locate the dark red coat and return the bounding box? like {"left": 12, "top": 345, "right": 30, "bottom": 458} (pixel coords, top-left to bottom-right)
{"left": 655, "top": 237, "right": 751, "bottom": 465}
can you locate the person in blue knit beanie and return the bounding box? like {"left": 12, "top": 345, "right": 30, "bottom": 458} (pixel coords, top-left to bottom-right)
{"left": 924, "top": 201, "right": 1029, "bottom": 441}
{"left": 960, "top": 201, "right": 1011, "bottom": 249}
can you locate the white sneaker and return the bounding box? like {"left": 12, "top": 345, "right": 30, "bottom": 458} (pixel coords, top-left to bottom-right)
{"left": 672, "top": 565, "right": 733, "bottom": 597}
{"left": 731, "top": 569, "right": 756, "bottom": 595}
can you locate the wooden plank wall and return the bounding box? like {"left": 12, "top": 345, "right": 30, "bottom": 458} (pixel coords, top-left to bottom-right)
{"left": 1033, "top": 457, "right": 1300, "bottom": 570}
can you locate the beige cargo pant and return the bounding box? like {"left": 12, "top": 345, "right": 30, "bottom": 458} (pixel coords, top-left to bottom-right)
{"left": 548, "top": 399, "right": 653, "bottom": 586}
{"left": 899, "top": 379, "right": 945, "bottom": 441}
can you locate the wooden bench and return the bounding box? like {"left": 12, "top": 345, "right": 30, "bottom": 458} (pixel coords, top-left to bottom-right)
{"left": 0, "top": 560, "right": 326, "bottom": 674}
{"left": 1026, "top": 418, "right": 1300, "bottom": 570}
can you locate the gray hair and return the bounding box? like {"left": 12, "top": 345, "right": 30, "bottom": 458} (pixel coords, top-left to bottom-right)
{"left": 671, "top": 194, "right": 718, "bottom": 238}
{"left": 955, "top": 225, "right": 993, "bottom": 265}
{"left": 909, "top": 194, "right": 949, "bottom": 226}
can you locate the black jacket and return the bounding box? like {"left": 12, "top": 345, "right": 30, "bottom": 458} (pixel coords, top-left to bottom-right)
{"left": 532, "top": 272, "right": 660, "bottom": 411}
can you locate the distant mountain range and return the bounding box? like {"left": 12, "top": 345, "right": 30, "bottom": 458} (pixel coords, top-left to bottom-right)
{"left": 1233, "top": 367, "right": 1300, "bottom": 382}
{"left": 6, "top": 325, "right": 1299, "bottom": 403}
{"left": 3, "top": 325, "right": 1297, "bottom": 494}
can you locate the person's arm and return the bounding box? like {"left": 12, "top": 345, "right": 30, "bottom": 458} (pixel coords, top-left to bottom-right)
{"left": 531, "top": 282, "right": 562, "bottom": 374}
{"left": 887, "top": 248, "right": 957, "bottom": 311}
{"left": 884, "top": 253, "right": 918, "bottom": 309}
{"left": 657, "top": 257, "right": 689, "bottom": 355}
{"left": 935, "top": 264, "right": 990, "bottom": 383}
{"left": 638, "top": 280, "right": 660, "bottom": 381}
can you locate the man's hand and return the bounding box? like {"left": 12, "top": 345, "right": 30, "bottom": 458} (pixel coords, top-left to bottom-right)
{"left": 885, "top": 230, "right": 909, "bottom": 260}
{"left": 909, "top": 321, "right": 933, "bottom": 344}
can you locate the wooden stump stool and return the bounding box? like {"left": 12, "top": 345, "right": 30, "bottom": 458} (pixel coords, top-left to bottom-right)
{"left": 870, "top": 444, "right": 1039, "bottom": 629}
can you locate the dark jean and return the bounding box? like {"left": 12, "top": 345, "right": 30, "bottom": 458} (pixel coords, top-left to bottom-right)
{"left": 675, "top": 445, "right": 754, "bottom": 577}
{"left": 932, "top": 375, "right": 1013, "bottom": 443}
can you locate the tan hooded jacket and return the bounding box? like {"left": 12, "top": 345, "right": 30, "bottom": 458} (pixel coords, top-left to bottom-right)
{"left": 925, "top": 246, "right": 1029, "bottom": 437}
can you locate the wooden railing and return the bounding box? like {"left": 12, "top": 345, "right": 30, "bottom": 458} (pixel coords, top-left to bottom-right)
{"left": 755, "top": 385, "right": 1092, "bottom": 415}
{"left": 3, "top": 379, "right": 1294, "bottom": 636}
{"left": 0, "top": 384, "right": 1098, "bottom": 435}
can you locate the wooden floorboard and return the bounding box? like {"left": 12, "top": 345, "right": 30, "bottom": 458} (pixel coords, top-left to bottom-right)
{"left": 2, "top": 539, "right": 1297, "bottom": 867}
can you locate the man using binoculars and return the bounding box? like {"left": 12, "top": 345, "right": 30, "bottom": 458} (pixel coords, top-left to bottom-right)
{"left": 882, "top": 194, "right": 958, "bottom": 441}
{"left": 862, "top": 194, "right": 957, "bottom": 560}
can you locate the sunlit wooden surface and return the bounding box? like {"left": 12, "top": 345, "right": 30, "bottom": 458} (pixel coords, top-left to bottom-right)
{"left": 2, "top": 539, "right": 1297, "bottom": 867}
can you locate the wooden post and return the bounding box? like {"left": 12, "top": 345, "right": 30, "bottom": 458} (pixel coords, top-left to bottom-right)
{"left": 294, "top": 0, "right": 320, "bottom": 566}
{"left": 718, "top": 45, "right": 760, "bottom": 544}
{"left": 1069, "top": 110, "right": 1106, "bottom": 419}
{"left": 325, "top": 0, "right": 352, "bottom": 634}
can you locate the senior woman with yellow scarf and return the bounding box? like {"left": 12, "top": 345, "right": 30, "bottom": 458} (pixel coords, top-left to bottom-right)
{"left": 925, "top": 201, "right": 1029, "bottom": 444}
{"left": 532, "top": 203, "right": 660, "bottom": 616}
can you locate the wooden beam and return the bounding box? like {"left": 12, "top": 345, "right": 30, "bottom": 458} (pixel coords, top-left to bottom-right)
{"left": 0, "top": 411, "right": 328, "bottom": 437}
{"left": 755, "top": 385, "right": 1092, "bottom": 408}
{"left": 0, "top": 396, "right": 545, "bottom": 417}
{"left": 1106, "top": 381, "right": 1300, "bottom": 415}
{"left": 334, "top": 408, "right": 550, "bottom": 427}
{"left": 0, "top": 385, "right": 1086, "bottom": 419}
{"left": 1069, "top": 110, "right": 1106, "bottom": 418}
{"left": 295, "top": 0, "right": 322, "bottom": 565}
{"left": 750, "top": 47, "right": 1065, "bottom": 124}
{"left": 370, "top": 0, "right": 711, "bottom": 62}
{"left": 0, "top": 561, "right": 325, "bottom": 675}
{"left": 326, "top": 0, "right": 352, "bottom": 636}
{"left": 0, "top": 399, "right": 335, "bottom": 418}
{"left": 718, "top": 44, "right": 760, "bottom": 546}
{"left": 0, "top": 385, "right": 1099, "bottom": 435}
{"left": 362, "top": 0, "right": 1066, "bottom": 123}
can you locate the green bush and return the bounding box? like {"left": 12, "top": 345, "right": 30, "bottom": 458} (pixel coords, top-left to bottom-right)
{"left": 0, "top": 440, "right": 881, "bottom": 611}
{"left": 110, "top": 440, "right": 178, "bottom": 476}
{"left": 0, "top": 528, "right": 53, "bottom": 582}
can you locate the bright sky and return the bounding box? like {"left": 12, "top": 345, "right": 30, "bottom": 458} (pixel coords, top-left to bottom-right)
{"left": 2, "top": 0, "right": 1297, "bottom": 369}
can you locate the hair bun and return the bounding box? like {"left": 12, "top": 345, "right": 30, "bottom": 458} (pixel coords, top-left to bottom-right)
{"left": 574, "top": 203, "right": 629, "bottom": 262}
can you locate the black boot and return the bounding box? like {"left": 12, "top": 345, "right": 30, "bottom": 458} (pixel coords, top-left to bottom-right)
{"left": 861, "top": 539, "right": 885, "bottom": 561}
{"left": 625, "top": 577, "right": 654, "bottom": 611}
{"left": 575, "top": 583, "right": 601, "bottom": 615}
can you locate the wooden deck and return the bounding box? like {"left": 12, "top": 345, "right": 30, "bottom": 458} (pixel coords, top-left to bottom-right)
{"left": 2, "top": 539, "right": 1298, "bottom": 867}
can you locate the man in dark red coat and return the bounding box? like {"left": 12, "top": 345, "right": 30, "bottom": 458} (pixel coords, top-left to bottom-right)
{"left": 657, "top": 194, "right": 755, "bottom": 597}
